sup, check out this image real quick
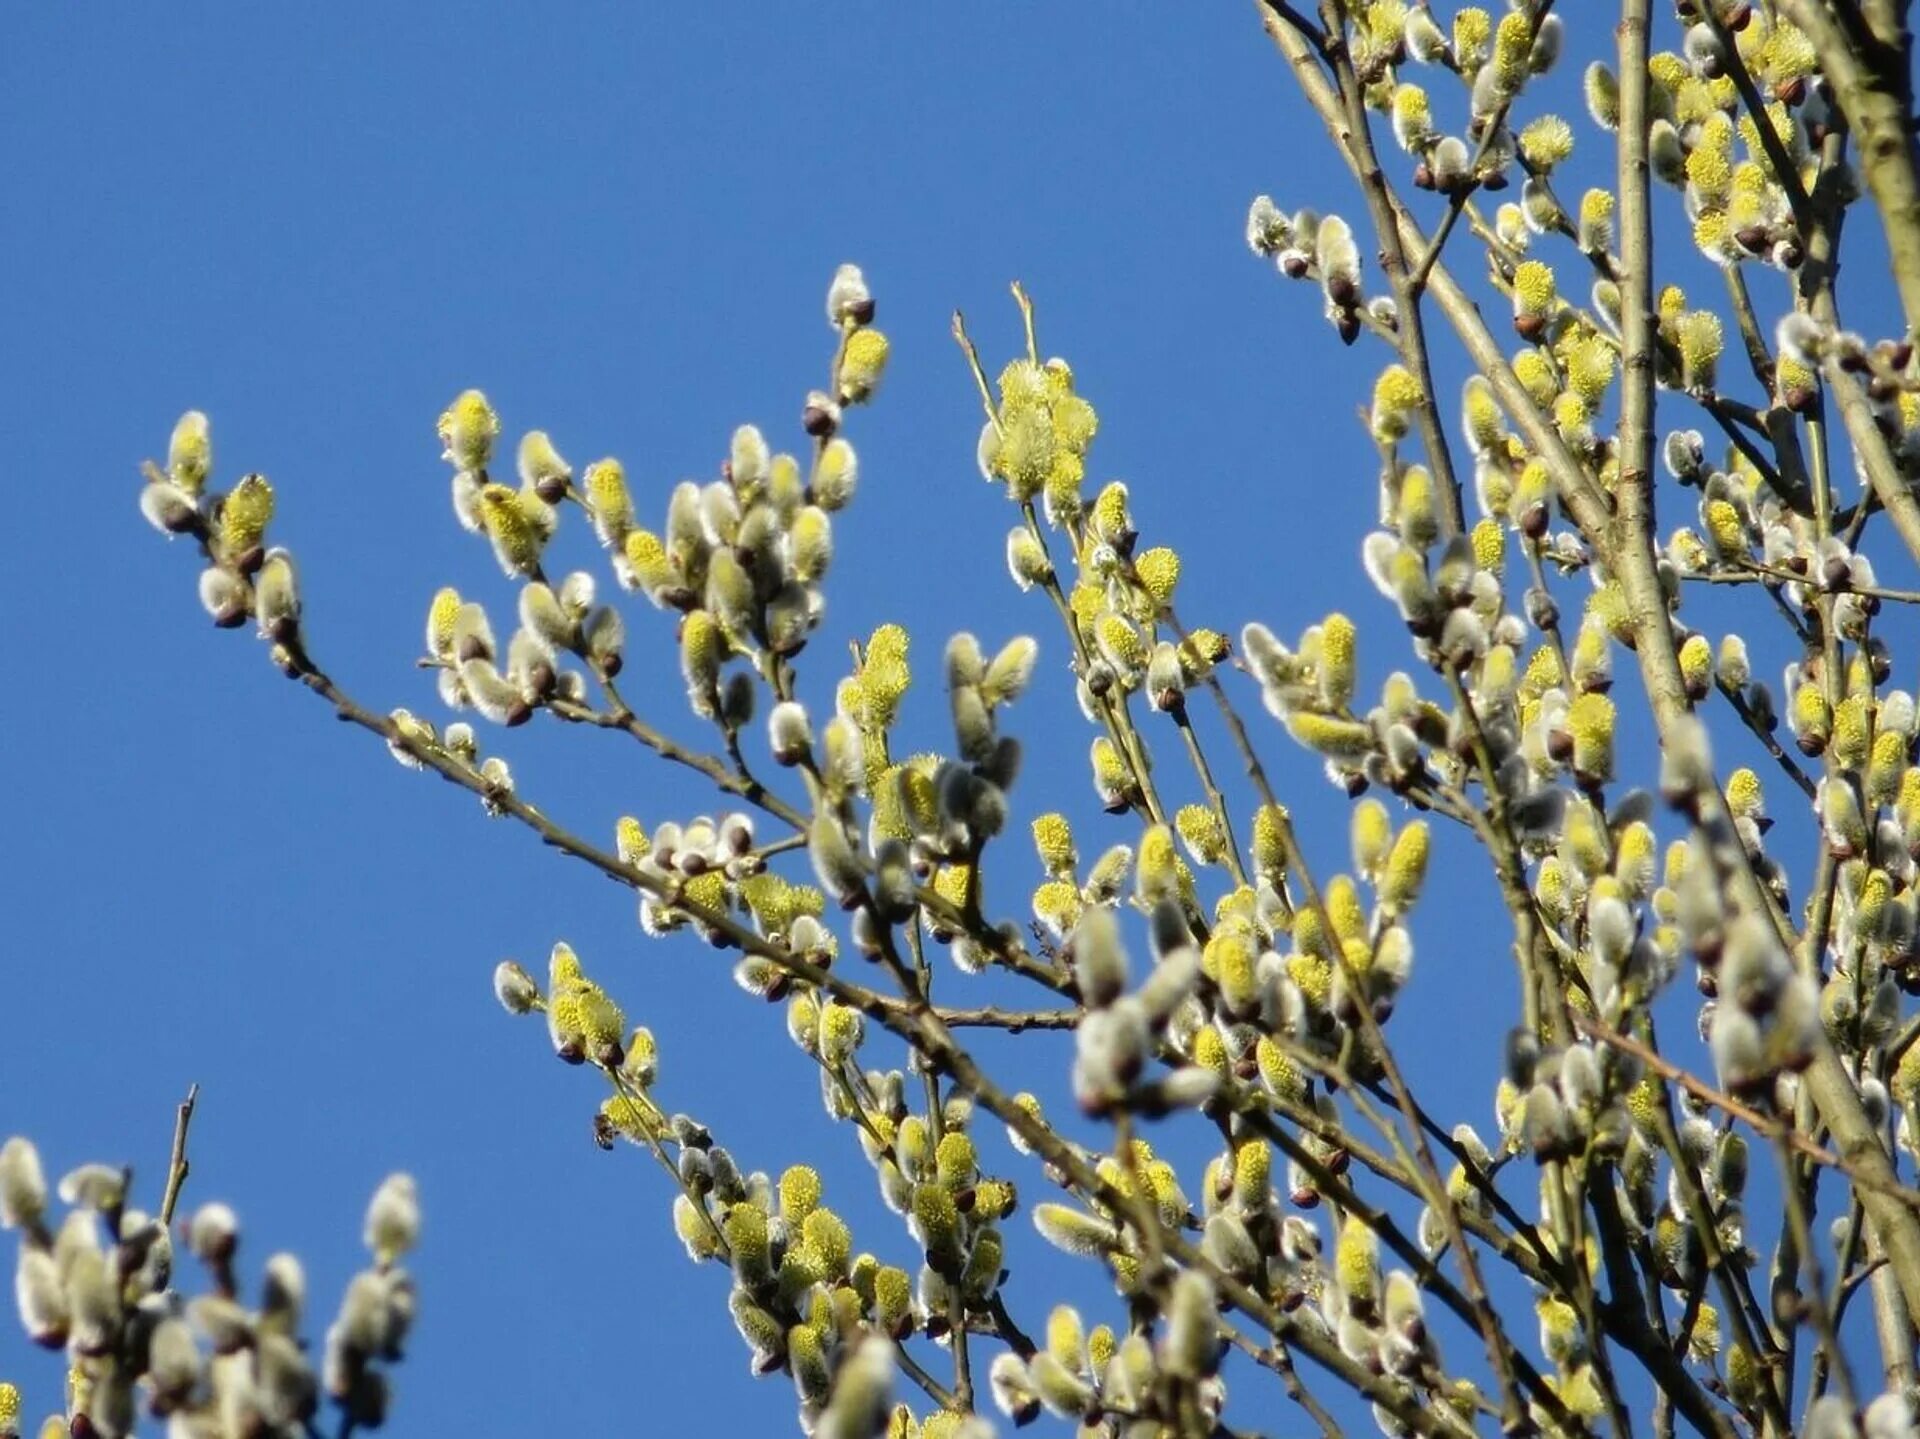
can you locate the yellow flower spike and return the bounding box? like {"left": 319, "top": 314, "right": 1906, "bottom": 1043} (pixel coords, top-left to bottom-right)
{"left": 1136, "top": 823, "right": 1182, "bottom": 906}
{"left": 935, "top": 1131, "right": 978, "bottom": 1191}
{"left": 1084, "top": 1323, "right": 1117, "bottom": 1377}
{"left": 168, "top": 410, "right": 213, "bottom": 494}
{"left": 1371, "top": 365, "right": 1424, "bottom": 443}
{"left": 866, "top": 1264, "right": 912, "bottom": 1338}
{"left": 1890, "top": 1040, "right": 1920, "bottom": 1111}
{"left": 818, "top": 1002, "right": 862, "bottom": 1065}
{"left": 1090, "top": 481, "right": 1133, "bottom": 550}
{"left": 1133, "top": 546, "right": 1180, "bottom": 608}
{"left": 1287, "top": 711, "right": 1375, "bottom": 762}
{"left": 1390, "top": 83, "right": 1433, "bottom": 152}
{"left": 599, "top": 1093, "right": 659, "bottom": 1142}
{"left": 1585, "top": 583, "right": 1632, "bottom": 647}
{"left": 1254, "top": 1035, "right": 1306, "bottom": 1102}
{"left": 1066, "top": 582, "right": 1103, "bottom": 644}
{"left": 1513, "top": 353, "right": 1561, "bottom": 414}
{"left": 1564, "top": 336, "right": 1616, "bottom": 407}
{"left": 787, "top": 503, "right": 833, "bottom": 584}
{"left": 866, "top": 619, "right": 909, "bottom": 666}
{"left": 1775, "top": 357, "right": 1818, "bottom": 410}
{"left": 1286, "top": 952, "right": 1333, "bottom": 1011}
{"left": 1465, "top": 519, "right": 1505, "bottom": 578}
{"left": 511, "top": 432, "right": 570, "bottom": 508}
{"left": 1678, "top": 634, "right": 1714, "bottom": 697}
{"left": 1562, "top": 805, "right": 1611, "bottom": 882}
{"left": 1792, "top": 682, "right": 1831, "bottom": 753}
{"left": 0, "top": 1382, "right": 18, "bottom": 1431}
{"left": 1335, "top": 1213, "right": 1380, "bottom": 1311}
{"left": 1702, "top": 499, "right": 1747, "bottom": 558}
{"left": 619, "top": 528, "right": 674, "bottom": 599}
{"left": 1511, "top": 260, "right": 1557, "bottom": 332}
{"left": 724, "top": 1200, "right": 772, "bottom": 1278}
{"left": 425, "top": 586, "right": 462, "bottom": 660}
{"left": 1191, "top": 1024, "right": 1229, "bottom": 1075}
{"left": 1519, "top": 115, "right": 1575, "bottom": 170}
{"left": 1676, "top": 311, "right": 1724, "bottom": 390}
{"left": 1397, "top": 465, "right": 1440, "bottom": 547}
{"left": 614, "top": 815, "right": 652, "bottom": 868}
{"left": 1552, "top": 392, "right": 1590, "bottom": 441}
{"left": 679, "top": 608, "right": 726, "bottom": 693}
{"left": 838, "top": 328, "right": 890, "bottom": 404}
{"left": 1577, "top": 188, "right": 1616, "bottom": 253}
{"left": 679, "top": 871, "right": 728, "bottom": 917}
{"left": 1696, "top": 208, "right": 1741, "bottom": 267}
{"left": 1233, "top": 1138, "right": 1272, "bottom": 1205}
{"left": 1032, "top": 879, "right": 1082, "bottom": 938}
{"left": 570, "top": 983, "right": 624, "bottom": 1063}
{"left": 1462, "top": 377, "right": 1507, "bottom": 458}
{"left": 998, "top": 358, "right": 1049, "bottom": 412}
{"left": 801, "top": 1209, "right": 853, "bottom": 1281}
{"left": 1614, "top": 821, "right": 1657, "bottom": 900}
{"left": 477, "top": 483, "right": 546, "bottom": 577}
{"left": 1867, "top": 731, "right": 1907, "bottom": 808}
{"left": 1046, "top": 1305, "right": 1086, "bottom": 1371}
{"left": 1452, "top": 6, "right": 1492, "bottom": 67}
{"left": 1044, "top": 451, "right": 1085, "bottom": 522}
{"left": 1832, "top": 695, "right": 1871, "bottom": 772}
{"left": 1518, "top": 647, "right": 1564, "bottom": 704}
{"left": 1032, "top": 812, "right": 1077, "bottom": 875}
{"left": 1567, "top": 692, "right": 1617, "bottom": 784}
{"left": 931, "top": 862, "right": 972, "bottom": 912}
{"left": 1208, "top": 929, "right": 1260, "bottom": 1015}
{"left": 779, "top": 1165, "right": 823, "bottom": 1221}
{"left": 912, "top": 1184, "right": 964, "bottom": 1276}
{"left": 218, "top": 473, "right": 275, "bottom": 555}
{"left": 438, "top": 388, "right": 499, "bottom": 472}
{"left": 1090, "top": 737, "right": 1133, "bottom": 808}
{"left": 1856, "top": 868, "right": 1894, "bottom": 941}
{"left": 549, "top": 942, "right": 588, "bottom": 992}
{"left": 992, "top": 405, "right": 1056, "bottom": 502}
{"left": 581, "top": 458, "right": 631, "bottom": 538}
{"left": 1053, "top": 401, "right": 1099, "bottom": 460}
{"left": 1175, "top": 804, "right": 1229, "bottom": 867}
{"left": 1351, "top": 798, "right": 1392, "bottom": 879}
{"left": 1177, "top": 628, "right": 1230, "bottom": 685}
{"left": 1685, "top": 119, "right": 1735, "bottom": 205}
{"left": 1096, "top": 612, "right": 1147, "bottom": 672}
{"left": 1252, "top": 803, "right": 1290, "bottom": 881}
{"left": 1380, "top": 823, "right": 1431, "bottom": 913}
{"left": 1318, "top": 613, "right": 1358, "bottom": 709}
{"left": 1324, "top": 875, "right": 1368, "bottom": 944}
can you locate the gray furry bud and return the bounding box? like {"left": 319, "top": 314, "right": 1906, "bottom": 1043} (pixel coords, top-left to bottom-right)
{"left": 493, "top": 960, "right": 540, "bottom": 1015}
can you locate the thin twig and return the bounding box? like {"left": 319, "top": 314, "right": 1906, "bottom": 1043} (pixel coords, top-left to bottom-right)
{"left": 160, "top": 1083, "right": 201, "bottom": 1226}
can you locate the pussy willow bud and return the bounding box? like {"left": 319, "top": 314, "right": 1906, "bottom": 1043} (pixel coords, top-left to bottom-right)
{"left": 809, "top": 816, "right": 865, "bottom": 908}
{"left": 826, "top": 263, "right": 874, "bottom": 327}
{"left": 199, "top": 566, "right": 250, "bottom": 627}
{"left": 363, "top": 1173, "right": 421, "bottom": 1263}
{"left": 767, "top": 701, "right": 813, "bottom": 767}
{"left": 1146, "top": 641, "right": 1186, "bottom": 712}
{"left": 1069, "top": 905, "right": 1128, "bottom": 1008}
{"left": 253, "top": 548, "right": 300, "bottom": 641}
{"left": 1161, "top": 1270, "right": 1220, "bottom": 1380}
{"left": 0, "top": 1139, "right": 46, "bottom": 1232}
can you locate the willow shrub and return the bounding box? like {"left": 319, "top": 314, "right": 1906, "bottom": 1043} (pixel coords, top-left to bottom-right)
{"left": 11, "top": 2, "right": 1920, "bottom": 1436}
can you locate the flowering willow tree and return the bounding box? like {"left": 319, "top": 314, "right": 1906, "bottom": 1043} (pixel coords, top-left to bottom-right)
{"left": 9, "top": 1, "right": 1920, "bottom": 1436}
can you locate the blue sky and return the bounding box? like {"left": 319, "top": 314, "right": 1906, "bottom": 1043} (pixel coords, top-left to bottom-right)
{"left": 3, "top": 6, "right": 1906, "bottom": 1435}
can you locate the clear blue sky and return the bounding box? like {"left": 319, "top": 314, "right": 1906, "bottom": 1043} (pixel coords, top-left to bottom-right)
{"left": 2, "top": 6, "right": 1902, "bottom": 1435}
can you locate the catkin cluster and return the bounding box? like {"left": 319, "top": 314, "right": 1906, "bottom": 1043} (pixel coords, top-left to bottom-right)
{"left": 1, "top": 1137, "right": 415, "bottom": 1439}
